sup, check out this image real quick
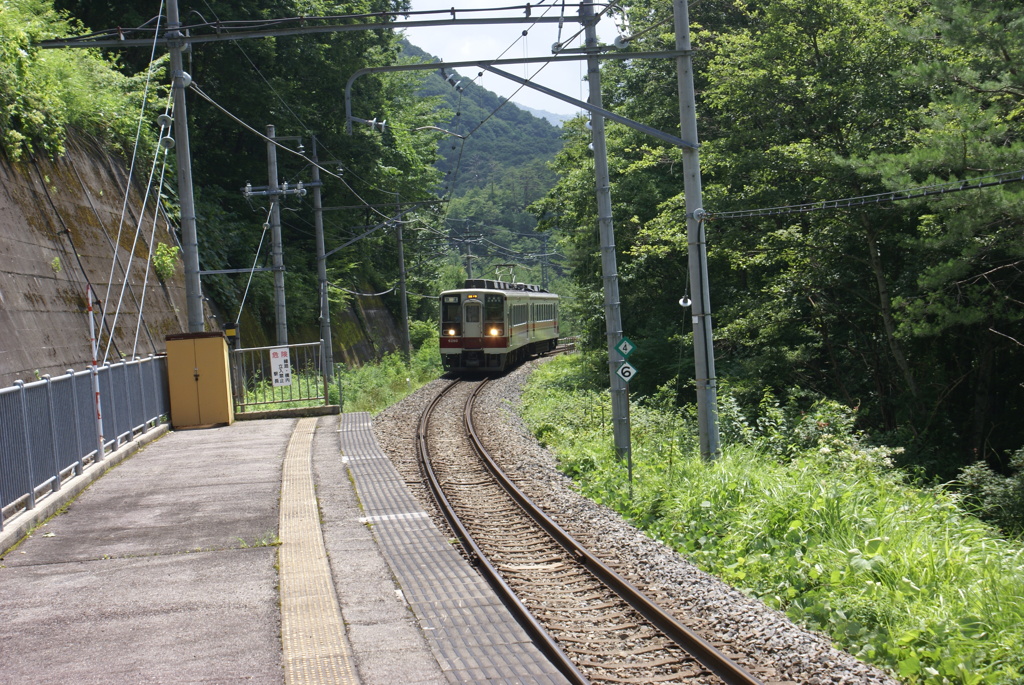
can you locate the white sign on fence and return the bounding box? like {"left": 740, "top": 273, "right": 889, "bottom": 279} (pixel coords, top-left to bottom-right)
{"left": 270, "top": 347, "right": 292, "bottom": 387}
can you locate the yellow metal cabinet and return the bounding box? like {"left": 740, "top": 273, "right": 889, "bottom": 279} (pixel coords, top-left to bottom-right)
{"left": 165, "top": 332, "right": 235, "bottom": 428}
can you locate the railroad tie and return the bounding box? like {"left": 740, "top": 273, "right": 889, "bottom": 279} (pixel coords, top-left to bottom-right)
{"left": 279, "top": 417, "right": 358, "bottom": 685}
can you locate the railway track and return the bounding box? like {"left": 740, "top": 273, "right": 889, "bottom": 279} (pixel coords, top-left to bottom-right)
{"left": 416, "top": 378, "right": 765, "bottom": 685}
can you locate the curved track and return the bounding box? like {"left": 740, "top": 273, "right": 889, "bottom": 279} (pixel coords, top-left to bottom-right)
{"left": 416, "top": 378, "right": 765, "bottom": 685}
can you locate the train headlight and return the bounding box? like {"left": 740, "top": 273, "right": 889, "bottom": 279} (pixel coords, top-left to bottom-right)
{"left": 489, "top": 327, "right": 500, "bottom": 336}
{"left": 447, "top": 329, "right": 457, "bottom": 336}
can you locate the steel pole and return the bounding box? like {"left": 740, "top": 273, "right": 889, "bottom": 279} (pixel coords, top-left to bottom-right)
{"left": 396, "top": 220, "right": 411, "bottom": 362}
{"left": 585, "top": 2, "right": 631, "bottom": 462}
{"left": 166, "top": 0, "right": 203, "bottom": 332}
{"left": 311, "top": 138, "right": 334, "bottom": 380}
{"left": 266, "top": 124, "right": 288, "bottom": 346}
{"left": 674, "top": 0, "right": 721, "bottom": 460}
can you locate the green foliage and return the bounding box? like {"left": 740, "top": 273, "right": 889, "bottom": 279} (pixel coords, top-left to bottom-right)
{"left": 522, "top": 355, "right": 1024, "bottom": 684}
{"left": 958, "top": 450, "right": 1024, "bottom": 537}
{"left": 401, "top": 41, "right": 566, "bottom": 289}
{"left": 51, "top": 0, "right": 449, "bottom": 353}
{"left": 239, "top": 370, "right": 331, "bottom": 411}
{"left": 0, "top": 0, "right": 163, "bottom": 160}
{"left": 151, "top": 242, "right": 178, "bottom": 282}
{"left": 336, "top": 334, "right": 442, "bottom": 415}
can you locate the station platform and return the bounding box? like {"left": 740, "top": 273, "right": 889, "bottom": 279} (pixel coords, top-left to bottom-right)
{"left": 0, "top": 414, "right": 568, "bottom": 684}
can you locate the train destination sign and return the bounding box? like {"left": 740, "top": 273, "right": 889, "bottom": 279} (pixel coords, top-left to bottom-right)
{"left": 616, "top": 361, "right": 638, "bottom": 383}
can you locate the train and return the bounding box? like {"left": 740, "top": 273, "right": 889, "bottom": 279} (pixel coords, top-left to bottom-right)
{"left": 439, "top": 279, "right": 560, "bottom": 373}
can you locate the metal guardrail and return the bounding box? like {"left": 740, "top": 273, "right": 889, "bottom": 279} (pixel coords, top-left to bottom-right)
{"left": 231, "top": 341, "right": 337, "bottom": 413}
{"left": 0, "top": 356, "right": 169, "bottom": 531}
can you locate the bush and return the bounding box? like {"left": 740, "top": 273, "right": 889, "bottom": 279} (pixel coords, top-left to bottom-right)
{"left": 151, "top": 242, "right": 178, "bottom": 281}
{"left": 335, "top": 332, "right": 442, "bottom": 414}
{"left": 958, "top": 449, "right": 1024, "bottom": 536}
{"left": 0, "top": 0, "right": 165, "bottom": 160}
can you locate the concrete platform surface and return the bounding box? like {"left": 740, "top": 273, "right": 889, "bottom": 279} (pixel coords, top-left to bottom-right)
{"left": 0, "top": 414, "right": 564, "bottom": 684}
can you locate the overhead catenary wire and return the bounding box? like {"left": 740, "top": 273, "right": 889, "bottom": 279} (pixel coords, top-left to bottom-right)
{"left": 52, "top": 4, "right": 618, "bottom": 44}
{"left": 431, "top": 1, "right": 619, "bottom": 230}
{"left": 463, "top": 1, "right": 620, "bottom": 139}
{"left": 196, "top": 0, "right": 401, "bottom": 197}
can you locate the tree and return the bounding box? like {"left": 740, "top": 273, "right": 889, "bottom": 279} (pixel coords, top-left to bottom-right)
{"left": 53, "top": 0, "right": 447, "bottom": 351}
{"left": 536, "top": 0, "right": 1024, "bottom": 475}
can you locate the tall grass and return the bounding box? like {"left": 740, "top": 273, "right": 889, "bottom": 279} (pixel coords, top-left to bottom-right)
{"left": 335, "top": 340, "right": 442, "bottom": 415}
{"left": 521, "top": 355, "right": 1024, "bottom": 684}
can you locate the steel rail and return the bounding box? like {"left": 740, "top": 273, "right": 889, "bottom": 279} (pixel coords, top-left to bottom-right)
{"left": 463, "top": 380, "right": 765, "bottom": 685}
{"left": 415, "top": 379, "right": 589, "bottom": 685}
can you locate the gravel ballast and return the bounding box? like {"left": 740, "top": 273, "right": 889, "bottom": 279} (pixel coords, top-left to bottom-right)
{"left": 373, "top": 361, "right": 899, "bottom": 685}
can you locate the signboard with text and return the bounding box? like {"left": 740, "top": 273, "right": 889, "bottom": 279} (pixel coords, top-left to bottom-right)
{"left": 270, "top": 347, "right": 292, "bottom": 387}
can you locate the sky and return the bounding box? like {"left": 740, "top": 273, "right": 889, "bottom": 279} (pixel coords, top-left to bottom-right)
{"left": 402, "top": 1, "right": 621, "bottom": 117}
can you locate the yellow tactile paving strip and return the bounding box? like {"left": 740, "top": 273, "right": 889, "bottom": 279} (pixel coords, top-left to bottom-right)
{"left": 279, "top": 418, "right": 358, "bottom": 685}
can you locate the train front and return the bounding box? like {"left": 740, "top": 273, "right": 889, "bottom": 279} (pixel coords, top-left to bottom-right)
{"left": 439, "top": 288, "right": 509, "bottom": 372}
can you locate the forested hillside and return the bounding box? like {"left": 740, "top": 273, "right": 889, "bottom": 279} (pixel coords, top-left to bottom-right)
{"left": 403, "top": 41, "right": 567, "bottom": 289}
{"left": 534, "top": 0, "right": 1024, "bottom": 482}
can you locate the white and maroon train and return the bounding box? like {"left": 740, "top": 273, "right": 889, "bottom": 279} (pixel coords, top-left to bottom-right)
{"left": 439, "top": 279, "right": 559, "bottom": 373}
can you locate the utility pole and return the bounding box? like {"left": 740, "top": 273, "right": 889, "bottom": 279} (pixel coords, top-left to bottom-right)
{"left": 166, "top": 0, "right": 203, "bottom": 332}
{"left": 585, "top": 0, "right": 631, "bottom": 463}
{"left": 266, "top": 124, "right": 287, "bottom": 346}
{"left": 540, "top": 233, "right": 549, "bottom": 289}
{"left": 311, "top": 138, "right": 334, "bottom": 381}
{"left": 674, "top": 0, "right": 721, "bottom": 460}
{"left": 395, "top": 194, "right": 411, "bottom": 361}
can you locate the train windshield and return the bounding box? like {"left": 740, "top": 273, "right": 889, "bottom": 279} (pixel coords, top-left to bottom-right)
{"left": 441, "top": 295, "right": 460, "bottom": 323}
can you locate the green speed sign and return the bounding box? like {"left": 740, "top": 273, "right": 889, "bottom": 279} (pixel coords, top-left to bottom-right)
{"left": 615, "top": 337, "right": 636, "bottom": 358}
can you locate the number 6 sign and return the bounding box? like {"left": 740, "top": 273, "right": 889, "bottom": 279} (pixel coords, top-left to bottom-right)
{"left": 615, "top": 361, "right": 638, "bottom": 383}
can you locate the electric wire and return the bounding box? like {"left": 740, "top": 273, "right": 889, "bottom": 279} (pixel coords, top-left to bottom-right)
{"left": 706, "top": 169, "right": 1024, "bottom": 221}
{"left": 131, "top": 142, "right": 173, "bottom": 359}
{"left": 332, "top": 284, "right": 396, "bottom": 297}
{"left": 102, "top": 86, "right": 174, "bottom": 363}
{"left": 432, "top": 1, "right": 616, "bottom": 232}
{"left": 188, "top": 82, "right": 420, "bottom": 224}
{"left": 100, "top": 1, "right": 165, "bottom": 353}
{"left": 463, "top": 1, "right": 619, "bottom": 139}
{"left": 195, "top": 0, "right": 396, "bottom": 197}
{"left": 234, "top": 203, "right": 275, "bottom": 325}
{"left": 58, "top": 4, "right": 617, "bottom": 42}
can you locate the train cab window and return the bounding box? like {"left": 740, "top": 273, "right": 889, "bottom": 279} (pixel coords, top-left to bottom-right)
{"left": 441, "top": 295, "right": 461, "bottom": 323}
{"left": 465, "top": 303, "right": 481, "bottom": 322}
